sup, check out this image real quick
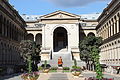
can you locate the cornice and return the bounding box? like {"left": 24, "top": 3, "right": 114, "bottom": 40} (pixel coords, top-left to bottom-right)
{"left": 102, "top": 32, "right": 120, "bottom": 45}
{"left": 0, "top": 4, "right": 26, "bottom": 31}
{"left": 96, "top": 1, "right": 120, "bottom": 30}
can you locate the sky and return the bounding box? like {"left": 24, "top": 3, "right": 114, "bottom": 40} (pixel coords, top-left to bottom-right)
{"left": 9, "top": 0, "right": 111, "bottom": 15}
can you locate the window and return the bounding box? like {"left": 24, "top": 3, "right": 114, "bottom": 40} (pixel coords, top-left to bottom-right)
{"left": 81, "top": 23, "right": 86, "bottom": 26}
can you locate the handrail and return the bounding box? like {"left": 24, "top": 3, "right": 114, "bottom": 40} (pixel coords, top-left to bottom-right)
{"left": 50, "top": 49, "right": 52, "bottom": 60}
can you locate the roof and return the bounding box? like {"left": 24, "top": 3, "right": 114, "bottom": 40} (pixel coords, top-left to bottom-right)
{"left": 21, "top": 11, "right": 101, "bottom": 22}
{"left": 21, "top": 15, "right": 41, "bottom": 22}
{"left": 80, "top": 13, "right": 101, "bottom": 20}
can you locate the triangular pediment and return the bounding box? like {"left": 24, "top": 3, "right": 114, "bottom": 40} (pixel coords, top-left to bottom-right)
{"left": 40, "top": 10, "right": 80, "bottom": 19}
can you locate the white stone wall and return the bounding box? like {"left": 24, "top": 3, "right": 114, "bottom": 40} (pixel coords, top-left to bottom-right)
{"left": 42, "top": 23, "right": 79, "bottom": 51}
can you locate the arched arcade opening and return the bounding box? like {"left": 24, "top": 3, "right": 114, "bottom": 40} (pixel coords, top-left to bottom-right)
{"left": 26, "top": 33, "right": 34, "bottom": 41}
{"left": 53, "top": 27, "right": 68, "bottom": 52}
{"left": 35, "top": 33, "right": 42, "bottom": 45}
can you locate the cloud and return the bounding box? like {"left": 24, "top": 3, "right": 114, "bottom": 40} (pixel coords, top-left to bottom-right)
{"left": 47, "top": 0, "right": 111, "bottom": 7}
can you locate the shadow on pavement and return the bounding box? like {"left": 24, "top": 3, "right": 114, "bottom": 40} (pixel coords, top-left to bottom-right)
{"left": 0, "top": 73, "right": 22, "bottom": 80}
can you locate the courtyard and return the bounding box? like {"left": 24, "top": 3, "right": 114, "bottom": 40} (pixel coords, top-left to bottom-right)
{"left": 0, "top": 0, "right": 120, "bottom": 80}
{"left": 1, "top": 71, "right": 120, "bottom": 80}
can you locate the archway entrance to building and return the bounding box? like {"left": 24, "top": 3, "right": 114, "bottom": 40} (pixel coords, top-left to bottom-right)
{"left": 53, "top": 27, "right": 68, "bottom": 52}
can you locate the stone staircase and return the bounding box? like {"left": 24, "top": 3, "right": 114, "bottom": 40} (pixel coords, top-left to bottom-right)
{"left": 39, "top": 51, "right": 86, "bottom": 68}
{"left": 48, "top": 52, "right": 73, "bottom": 67}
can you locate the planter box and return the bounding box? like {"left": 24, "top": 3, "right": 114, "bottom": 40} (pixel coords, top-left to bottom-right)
{"left": 72, "top": 72, "right": 81, "bottom": 76}
{"left": 42, "top": 69, "right": 50, "bottom": 73}
{"left": 85, "top": 77, "right": 113, "bottom": 80}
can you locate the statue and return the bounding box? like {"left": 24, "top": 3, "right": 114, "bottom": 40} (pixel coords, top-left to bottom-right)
{"left": 58, "top": 56, "right": 63, "bottom": 67}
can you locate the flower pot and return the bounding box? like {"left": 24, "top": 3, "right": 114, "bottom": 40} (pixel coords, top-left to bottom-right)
{"left": 72, "top": 72, "right": 81, "bottom": 76}
{"left": 21, "top": 72, "right": 39, "bottom": 80}
{"left": 43, "top": 69, "right": 50, "bottom": 73}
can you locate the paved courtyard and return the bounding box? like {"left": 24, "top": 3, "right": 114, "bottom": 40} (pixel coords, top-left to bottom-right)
{"left": 38, "top": 73, "right": 85, "bottom": 80}
{"left": 1, "top": 71, "right": 120, "bottom": 80}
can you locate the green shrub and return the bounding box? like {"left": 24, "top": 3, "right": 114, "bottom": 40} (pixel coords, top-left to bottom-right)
{"left": 72, "top": 66, "right": 77, "bottom": 69}
{"left": 76, "top": 66, "right": 81, "bottom": 69}
{"left": 50, "top": 67, "right": 58, "bottom": 70}
{"left": 72, "top": 66, "right": 81, "bottom": 69}
{"left": 63, "top": 67, "right": 70, "bottom": 70}
{"left": 38, "top": 66, "right": 43, "bottom": 70}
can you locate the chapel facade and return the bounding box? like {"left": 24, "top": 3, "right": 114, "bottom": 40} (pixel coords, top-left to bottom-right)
{"left": 23, "top": 10, "right": 98, "bottom": 67}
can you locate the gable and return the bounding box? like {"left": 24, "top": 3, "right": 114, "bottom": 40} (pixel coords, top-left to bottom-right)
{"left": 40, "top": 10, "right": 80, "bottom": 19}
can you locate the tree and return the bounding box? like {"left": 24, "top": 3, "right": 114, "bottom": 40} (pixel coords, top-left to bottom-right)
{"left": 32, "top": 43, "right": 41, "bottom": 71}
{"left": 79, "top": 36, "right": 103, "bottom": 79}
{"left": 20, "top": 40, "right": 41, "bottom": 73}
{"left": 91, "top": 46, "right": 103, "bottom": 79}
{"left": 20, "top": 40, "right": 33, "bottom": 73}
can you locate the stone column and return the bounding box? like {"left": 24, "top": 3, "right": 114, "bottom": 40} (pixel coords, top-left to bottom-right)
{"left": 34, "top": 34, "right": 36, "bottom": 42}
{"left": 103, "top": 47, "right": 105, "bottom": 63}
{"left": 108, "top": 46, "right": 110, "bottom": 64}
{"left": 117, "top": 17, "right": 119, "bottom": 33}
{"left": 116, "top": 42, "right": 119, "bottom": 64}
{"left": 108, "top": 23, "right": 111, "bottom": 37}
{"left": 105, "top": 46, "right": 107, "bottom": 64}
{"left": 114, "top": 44, "right": 117, "bottom": 64}
{"left": 113, "top": 19, "right": 116, "bottom": 34}
{"left": 113, "top": 45, "right": 115, "bottom": 64}
{"left": 111, "top": 20, "right": 113, "bottom": 36}
{"left": 118, "top": 42, "right": 120, "bottom": 64}
{"left": 106, "top": 26, "right": 109, "bottom": 38}
{"left": 107, "top": 46, "right": 109, "bottom": 64}
{"left": 110, "top": 45, "right": 112, "bottom": 64}
{"left": 42, "top": 24, "right": 46, "bottom": 49}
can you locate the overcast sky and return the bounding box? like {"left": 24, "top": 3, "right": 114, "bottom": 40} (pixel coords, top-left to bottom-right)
{"left": 9, "top": 0, "right": 111, "bottom": 15}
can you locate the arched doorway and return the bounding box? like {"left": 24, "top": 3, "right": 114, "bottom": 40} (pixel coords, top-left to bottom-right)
{"left": 53, "top": 27, "right": 68, "bottom": 52}
{"left": 35, "top": 33, "right": 42, "bottom": 45}
{"left": 26, "top": 33, "right": 34, "bottom": 41}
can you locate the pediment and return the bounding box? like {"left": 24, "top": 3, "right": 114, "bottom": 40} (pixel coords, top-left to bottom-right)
{"left": 40, "top": 10, "right": 80, "bottom": 19}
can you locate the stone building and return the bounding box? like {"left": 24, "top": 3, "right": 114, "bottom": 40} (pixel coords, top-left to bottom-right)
{"left": 96, "top": 0, "right": 120, "bottom": 73}
{"left": 0, "top": 0, "right": 26, "bottom": 74}
{"left": 22, "top": 11, "right": 99, "bottom": 67}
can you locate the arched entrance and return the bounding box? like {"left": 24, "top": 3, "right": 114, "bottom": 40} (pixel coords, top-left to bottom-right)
{"left": 53, "top": 27, "right": 68, "bottom": 52}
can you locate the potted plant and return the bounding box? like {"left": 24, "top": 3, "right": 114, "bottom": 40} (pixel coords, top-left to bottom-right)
{"left": 42, "top": 60, "right": 50, "bottom": 73}
{"left": 50, "top": 67, "right": 58, "bottom": 72}
{"left": 21, "top": 72, "right": 39, "bottom": 80}
{"left": 71, "top": 59, "right": 82, "bottom": 76}
{"left": 38, "top": 66, "right": 43, "bottom": 73}
{"left": 63, "top": 67, "right": 70, "bottom": 72}
{"left": 71, "top": 66, "right": 82, "bottom": 76}
{"left": 85, "top": 77, "right": 113, "bottom": 80}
